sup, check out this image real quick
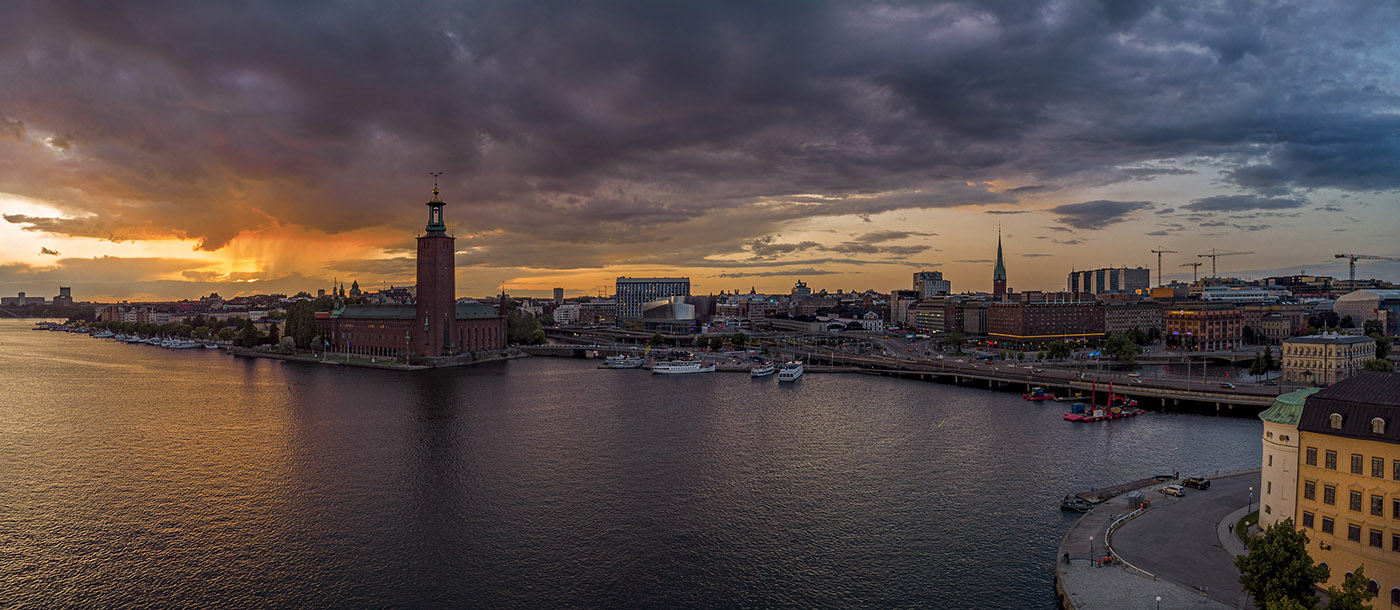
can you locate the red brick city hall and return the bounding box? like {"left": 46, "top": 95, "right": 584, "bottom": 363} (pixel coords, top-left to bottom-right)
{"left": 316, "top": 186, "right": 506, "bottom": 359}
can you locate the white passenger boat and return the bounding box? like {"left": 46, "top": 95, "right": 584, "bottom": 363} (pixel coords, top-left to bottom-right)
{"left": 93, "top": 331, "right": 115, "bottom": 339}
{"left": 750, "top": 361, "right": 776, "bottom": 377}
{"left": 777, "top": 360, "right": 804, "bottom": 382}
{"left": 603, "top": 355, "right": 644, "bottom": 369}
{"left": 166, "top": 339, "right": 201, "bottom": 349}
{"left": 651, "top": 359, "right": 716, "bottom": 374}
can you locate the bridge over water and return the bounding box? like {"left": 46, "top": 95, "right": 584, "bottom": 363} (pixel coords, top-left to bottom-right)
{"left": 530, "top": 336, "right": 1281, "bottom": 413}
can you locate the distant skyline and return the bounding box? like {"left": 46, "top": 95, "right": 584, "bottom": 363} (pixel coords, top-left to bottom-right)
{"left": 2, "top": 1, "right": 1398, "bottom": 301}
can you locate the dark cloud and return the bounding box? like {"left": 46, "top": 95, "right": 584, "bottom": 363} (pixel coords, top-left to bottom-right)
{"left": 1183, "top": 195, "right": 1306, "bottom": 212}
{"left": 0, "top": 0, "right": 1394, "bottom": 275}
{"left": 715, "top": 268, "right": 837, "bottom": 278}
{"left": 39, "top": 247, "right": 59, "bottom": 256}
{"left": 1005, "top": 185, "right": 1060, "bottom": 195}
{"left": 1315, "top": 204, "right": 1344, "bottom": 213}
{"left": 1020, "top": 253, "right": 1052, "bottom": 257}
{"left": 954, "top": 259, "right": 993, "bottom": 264}
{"left": 985, "top": 210, "right": 1029, "bottom": 215}
{"left": 1048, "top": 200, "right": 1153, "bottom": 230}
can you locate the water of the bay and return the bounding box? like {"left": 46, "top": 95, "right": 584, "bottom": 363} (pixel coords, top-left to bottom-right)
{"left": 0, "top": 320, "right": 1262, "bottom": 609}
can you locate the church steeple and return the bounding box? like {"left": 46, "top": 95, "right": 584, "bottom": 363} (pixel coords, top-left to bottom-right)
{"left": 993, "top": 227, "right": 1007, "bottom": 281}
{"left": 425, "top": 172, "right": 447, "bottom": 234}
{"left": 992, "top": 226, "right": 1008, "bottom": 300}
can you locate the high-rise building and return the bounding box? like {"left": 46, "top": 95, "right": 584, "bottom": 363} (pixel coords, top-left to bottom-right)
{"left": 792, "top": 280, "right": 812, "bottom": 300}
{"left": 1067, "top": 267, "right": 1151, "bottom": 295}
{"left": 913, "top": 271, "right": 951, "bottom": 298}
{"left": 553, "top": 287, "right": 564, "bottom": 305}
{"left": 992, "top": 229, "right": 1007, "bottom": 301}
{"left": 615, "top": 277, "right": 690, "bottom": 323}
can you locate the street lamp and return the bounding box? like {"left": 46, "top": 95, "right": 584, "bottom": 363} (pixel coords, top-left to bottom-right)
{"left": 1089, "top": 535, "right": 1095, "bottom": 567}
{"left": 1249, "top": 486, "right": 1254, "bottom": 515}
{"left": 1156, "top": 595, "right": 1161, "bottom": 609}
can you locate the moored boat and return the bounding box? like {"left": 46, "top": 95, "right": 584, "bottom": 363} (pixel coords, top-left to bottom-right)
{"left": 93, "top": 331, "right": 115, "bottom": 339}
{"left": 777, "top": 360, "right": 803, "bottom": 382}
{"left": 1060, "top": 495, "right": 1094, "bottom": 512}
{"left": 1022, "top": 386, "right": 1054, "bottom": 401}
{"left": 651, "top": 359, "right": 716, "bottom": 374}
{"left": 750, "top": 361, "right": 776, "bottom": 377}
{"left": 603, "top": 354, "right": 644, "bottom": 369}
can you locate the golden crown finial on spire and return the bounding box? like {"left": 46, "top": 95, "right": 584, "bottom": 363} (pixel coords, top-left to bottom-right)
{"left": 429, "top": 171, "right": 443, "bottom": 201}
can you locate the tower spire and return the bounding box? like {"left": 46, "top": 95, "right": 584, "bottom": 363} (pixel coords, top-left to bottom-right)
{"left": 425, "top": 171, "right": 447, "bottom": 234}
{"left": 992, "top": 226, "right": 1008, "bottom": 300}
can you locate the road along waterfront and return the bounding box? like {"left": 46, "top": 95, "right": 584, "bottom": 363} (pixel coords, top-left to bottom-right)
{"left": 3, "top": 320, "right": 1262, "bottom": 609}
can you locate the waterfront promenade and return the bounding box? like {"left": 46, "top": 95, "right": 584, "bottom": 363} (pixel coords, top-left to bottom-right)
{"left": 1056, "top": 469, "right": 1260, "bottom": 609}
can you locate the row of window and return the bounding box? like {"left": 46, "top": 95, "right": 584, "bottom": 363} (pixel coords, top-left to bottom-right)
{"left": 1302, "top": 481, "right": 1400, "bottom": 518}
{"left": 1304, "top": 447, "right": 1398, "bottom": 478}
{"left": 1301, "top": 512, "right": 1398, "bottom": 552}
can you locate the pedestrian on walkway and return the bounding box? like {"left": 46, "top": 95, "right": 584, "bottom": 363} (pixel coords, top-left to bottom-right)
{"left": 1229, "top": 523, "right": 1234, "bottom": 534}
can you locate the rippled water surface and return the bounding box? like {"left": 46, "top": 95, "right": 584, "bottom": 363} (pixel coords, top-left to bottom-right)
{"left": 0, "top": 320, "right": 1262, "bottom": 608}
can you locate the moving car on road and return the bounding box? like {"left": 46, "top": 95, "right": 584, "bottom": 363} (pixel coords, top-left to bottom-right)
{"left": 1219, "top": 382, "right": 1236, "bottom": 389}
{"left": 1182, "top": 477, "right": 1211, "bottom": 489}
{"left": 1160, "top": 485, "right": 1186, "bottom": 497}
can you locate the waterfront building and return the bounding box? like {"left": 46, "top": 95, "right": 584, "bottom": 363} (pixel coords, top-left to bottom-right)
{"left": 1335, "top": 290, "right": 1400, "bottom": 336}
{"left": 553, "top": 304, "right": 580, "bottom": 325}
{"left": 1294, "top": 373, "right": 1400, "bottom": 600}
{"left": 616, "top": 277, "right": 690, "bottom": 324}
{"left": 1282, "top": 334, "right": 1377, "bottom": 386}
{"left": 992, "top": 229, "right": 1007, "bottom": 301}
{"left": 913, "top": 271, "right": 951, "bottom": 298}
{"left": 52, "top": 287, "right": 73, "bottom": 307}
{"left": 986, "top": 301, "right": 1104, "bottom": 346}
{"left": 1103, "top": 301, "right": 1164, "bottom": 336}
{"left": 1259, "top": 388, "right": 1321, "bottom": 529}
{"left": 316, "top": 185, "right": 506, "bottom": 358}
{"left": 0, "top": 292, "right": 48, "bottom": 306}
{"left": 641, "top": 296, "right": 696, "bottom": 333}
{"left": 1163, "top": 305, "right": 1242, "bottom": 351}
{"left": 1067, "top": 267, "right": 1151, "bottom": 295}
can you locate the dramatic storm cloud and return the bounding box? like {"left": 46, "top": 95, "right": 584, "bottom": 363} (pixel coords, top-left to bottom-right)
{"left": 0, "top": 1, "right": 1397, "bottom": 298}
{"left": 1048, "top": 200, "right": 1154, "bottom": 230}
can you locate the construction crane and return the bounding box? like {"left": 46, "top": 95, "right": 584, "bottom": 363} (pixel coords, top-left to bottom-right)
{"left": 1180, "top": 262, "right": 1204, "bottom": 282}
{"left": 1150, "top": 247, "right": 1178, "bottom": 286}
{"left": 1335, "top": 254, "right": 1400, "bottom": 283}
{"left": 1197, "top": 249, "right": 1253, "bottom": 276}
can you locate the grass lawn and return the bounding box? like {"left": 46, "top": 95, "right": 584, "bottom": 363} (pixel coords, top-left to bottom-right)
{"left": 1236, "top": 510, "right": 1259, "bottom": 544}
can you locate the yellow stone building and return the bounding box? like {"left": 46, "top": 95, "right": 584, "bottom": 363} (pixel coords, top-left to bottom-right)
{"left": 1295, "top": 372, "right": 1400, "bottom": 603}
{"left": 1282, "top": 333, "right": 1377, "bottom": 386}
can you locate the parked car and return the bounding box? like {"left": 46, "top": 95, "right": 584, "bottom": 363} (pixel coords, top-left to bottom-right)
{"left": 1152, "top": 473, "right": 1176, "bottom": 481}
{"left": 1160, "top": 485, "right": 1186, "bottom": 497}
{"left": 1263, "top": 380, "right": 1278, "bottom": 386}
{"left": 1182, "top": 477, "right": 1211, "bottom": 489}
{"left": 1219, "top": 382, "right": 1236, "bottom": 389}
{"left": 1130, "top": 377, "right": 1143, "bottom": 384}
